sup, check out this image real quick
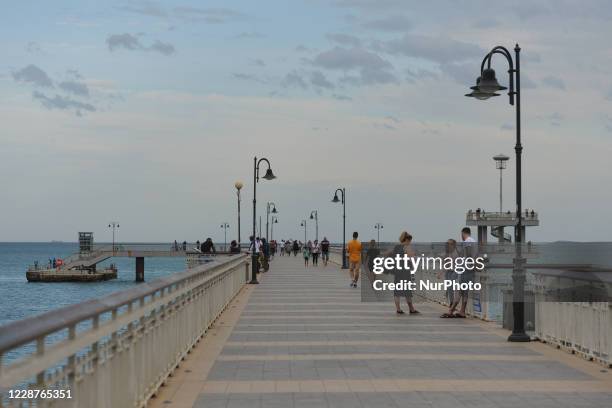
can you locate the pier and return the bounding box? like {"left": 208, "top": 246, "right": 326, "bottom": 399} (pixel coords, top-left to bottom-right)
{"left": 2, "top": 254, "right": 611, "bottom": 408}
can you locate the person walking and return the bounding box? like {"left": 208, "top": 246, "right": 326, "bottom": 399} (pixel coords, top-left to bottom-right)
{"left": 311, "top": 239, "right": 320, "bottom": 266}
{"left": 387, "top": 231, "right": 419, "bottom": 315}
{"left": 365, "top": 239, "right": 380, "bottom": 288}
{"left": 292, "top": 240, "right": 299, "bottom": 256}
{"left": 320, "top": 237, "right": 330, "bottom": 266}
{"left": 302, "top": 242, "right": 311, "bottom": 267}
{"left": 347, "top": 231, "right": 362, "bottom": 288}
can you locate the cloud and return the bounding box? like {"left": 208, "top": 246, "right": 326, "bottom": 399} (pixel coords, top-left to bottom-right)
{"left": 439, "top": 62, "right": 475, "bottom": 84}
{"left": 313, "top": 46, "right": 391, "bottom": 71}
{"left": 107, "top": 33, "right": 142, "bottom": 51}
{"left": 251, "top": 59, "right": 265, "bottom": 67}
{"left": 106, "top": 33, "right": 175, "bottom": 55}
{"left": 149, "top": 40, "right": 176, "bottom": 55}
{"left": 58, "top": 80, "right": 90, "bottom": 97}
{"left": 362, "top": 15, "right": 412, "bottom": 32}
{"left": 232, "top": 73, "right": 267, "bottom": 84}
{"left": 541, "top": 75, "right": 565, "bottom": 90}
{"left": 310, "top": 71, "right": 334, "bottom": 89}
{"left": 332, "top": 94, "right": 352, "bottom": 101}
{"left": 25, "top": 41, "right": 42, "bottom": 54}
{"left": 405, "top": 67, "right": 438, "bottom": 83}
{"left": 606, "top": 88, "right": 612, "bottom": 102}
{"left": 12, "top": 65, "right": 53, "bottom": 87}
{"left": 32, "top": 91, "right": 96, "bottom": 115}
{"left": 472, "top": 18, "right": 500, "bottom": 29}
{"left": 378, "top": 34, "right": 483, "bottom": 64}
{"left": 326, "top": 33, "right": 362, "bottom": 48}
{"left": 501, "top": 123, "right": 514, "bottom": 131}
{"left": 173, "top": 6, "right": 245, "bottom": 23}
{"left": 282, "top": 71, "right": 308, "bottom": 89}
{"left": 234, "top": 32, "right": 265, "bottom": 39}
{"left": 118, "top": 1, "right": 167, "bottom": 17}
{"left": 312, "top": 46, "right": 397, "bottom": 86}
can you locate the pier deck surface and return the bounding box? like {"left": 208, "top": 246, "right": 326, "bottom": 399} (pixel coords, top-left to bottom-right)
{"left": 150, "top": 255, "right": 612, "bottom": 408}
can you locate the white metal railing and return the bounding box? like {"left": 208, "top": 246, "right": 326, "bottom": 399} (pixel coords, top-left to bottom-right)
{"left": 0, "top": 254, "right": 249, "bottom": 408}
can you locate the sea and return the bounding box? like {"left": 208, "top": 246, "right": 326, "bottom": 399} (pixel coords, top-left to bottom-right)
{"left": 0, "top": 242, "right": 187, "bottom": 327}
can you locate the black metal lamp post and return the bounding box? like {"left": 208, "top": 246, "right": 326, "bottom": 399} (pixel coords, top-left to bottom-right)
{"left": 309, "top": 210, "right": 318, "bottom": 241}
{"left": 300, "top": 220, "right": 307, "bottom": 243}
{"left": 271, "top": 216, "right": 278, "bottom": 241}
{"left": 266, "top": 202, "right": 278, "bottom": 242}
{"left": 220, "top": 222, "right": 229, "bottom": 251}
{"left": 235, "top": 181, "right": 243, "bottom": 249}
{"left": 108, "top": 222, "right": 119, "bottom": 253}
{"left": 466, "top": 44, "right": 529, "bottom": 342}
{"left": 374, "top": 222, "right": 383, "bottom": 246}
{"left": 251, "top": 157, "right": 276, "bottom": 284}
{"left": 331, "top": 188, "right": 347, "bottom": 269}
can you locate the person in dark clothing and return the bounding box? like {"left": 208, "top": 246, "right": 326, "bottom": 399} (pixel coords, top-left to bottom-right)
{"left": 182, "top": 241, "right": 187, "bottom": 251}
{"left": 229, "top": 240, "right": 240, "bottom": 254}
{"left": 201, "top": 238, "right": 216, "bottom": 254}
{"left": 292, "top": 240, "right": 299, "bottom": 256}
{"left": 365, "top": 239, "right": 380, "bottom": 288}
{"left": 320, "top": 237, "right": 330, "bottom": 266}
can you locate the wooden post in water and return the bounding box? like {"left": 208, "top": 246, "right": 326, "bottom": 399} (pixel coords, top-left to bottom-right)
{"left": 135, "top": 257, "right": 144, "bottom": 282}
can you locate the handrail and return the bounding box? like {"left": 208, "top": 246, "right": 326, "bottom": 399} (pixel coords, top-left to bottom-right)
{"left": 0, "top": 254, "right": 247, "bottom": 357}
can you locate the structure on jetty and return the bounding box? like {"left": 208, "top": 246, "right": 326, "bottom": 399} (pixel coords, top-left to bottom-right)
{"left": 26, "top": 232, "right": 218, "bottom": 282}
{"left": 466, "top": 209, "right": 539, "bottom": 244}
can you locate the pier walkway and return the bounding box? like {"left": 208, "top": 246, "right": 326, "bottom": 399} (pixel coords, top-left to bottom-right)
{"left": 151, "top": 256, "right": 612, "bottom": 408}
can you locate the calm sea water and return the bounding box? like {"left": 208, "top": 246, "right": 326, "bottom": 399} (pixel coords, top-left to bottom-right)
{"left": 1, "top": 242, "right": 611, "bottom": 328}
{"left": 0, "top": 242, "right": 186, "bottom": 327}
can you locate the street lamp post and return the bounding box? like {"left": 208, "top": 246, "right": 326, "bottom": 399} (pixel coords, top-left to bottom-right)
{"left": 466, "top": 44, "right": 529, "bottom": 342}
{"left": 300, "top": 220, "right": 307, "bottom": 243}
{"left": 220, "top": 222, "right": 229, "bottom": 251}
{"left": 266, "top": 202, "right": 278, "bottom": 242}
{"left": 271, "top": 216, "right": 278, "bottom": 241}
{"left": 309, "top": 210, "right": 318, "bottom": 241}
{"left": 235, "top": 181, "right": 243, "bottom": 249}
{"left": 331, "top": 188, "right": 347, "bottom": 269}
{"left": 374, "top": 223, "right": 383, "bottom": 246}
{"left": 251, "top": 157, "right": 276, "bottom": 284}
{"left": 108, "top": 222, "right": 119, "bottom": 253}
{"left": 493, "top": 154, "right": 509, "bottom": 213}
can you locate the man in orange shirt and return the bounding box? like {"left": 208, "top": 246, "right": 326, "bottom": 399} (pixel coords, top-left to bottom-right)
{"left": 347, "top": 231, "right": 362, "bottom": 288}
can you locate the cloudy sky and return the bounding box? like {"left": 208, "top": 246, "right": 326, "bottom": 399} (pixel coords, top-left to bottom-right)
{"left": 1, "top": 0, "right": 611, "bottom": 243}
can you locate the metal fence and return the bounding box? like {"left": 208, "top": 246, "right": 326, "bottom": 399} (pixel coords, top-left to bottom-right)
{"left": 0, "top": 254, "right": 249, "bottom": 408}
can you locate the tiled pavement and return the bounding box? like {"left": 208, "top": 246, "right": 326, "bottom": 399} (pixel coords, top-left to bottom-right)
{"left": 152, "top": 255, "right": 612, "bottom": 408}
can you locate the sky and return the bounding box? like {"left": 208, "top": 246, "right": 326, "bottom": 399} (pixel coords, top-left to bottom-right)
{"left": 1, "top": 0, "right": 611, "bottom": 243}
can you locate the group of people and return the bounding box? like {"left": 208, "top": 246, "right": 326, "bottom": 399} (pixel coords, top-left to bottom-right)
{"left": 276, "top": 238, "right": 331, "bottom": 267}
{"left": 349, "top": 227, "right": 478, "bottom": 317}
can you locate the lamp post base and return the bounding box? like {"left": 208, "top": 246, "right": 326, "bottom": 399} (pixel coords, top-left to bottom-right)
{"left": 507, "top": 332, "right": 530, "bottom": 342}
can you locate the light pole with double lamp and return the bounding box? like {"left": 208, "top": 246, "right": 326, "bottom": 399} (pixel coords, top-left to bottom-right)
{"left": 220, "top": 222, "right": 229, "bottom": 251}
{"left": 235, "top": 181, "right": 243, "bottom": 249}
{"left": 271, "top": 216, "right": 278, "bottom": 241}
{"left": 374, "top": 222, "right": 383, "bottom": 246}
{"left": 309, "top": 210, "right": 318, "bottom": 241}
{"left": 300, "top": 220, "right": 307, "bottom": 243}
{"left": 465, "top": 43, "right": 529, "bottom": 342}
{"left": 108, "top": 222, "right": 119, "bottom": 253}
{"left": 266, "top": 202, "right": 278, "bottom": 242}
{"left": 251, "top": 157, "right": 276, "bottom": 284}
{"left": 331, "top": 188, "right": 347, "bottom": 269}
